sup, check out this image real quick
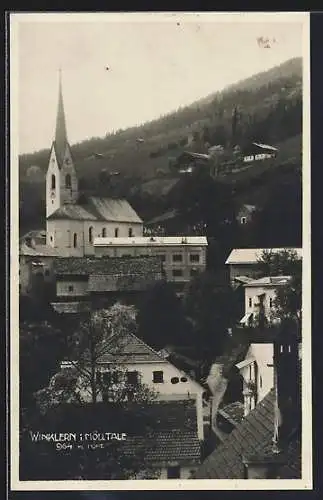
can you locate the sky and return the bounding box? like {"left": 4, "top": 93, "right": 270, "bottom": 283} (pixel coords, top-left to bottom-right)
{"left": 13, "top": 12, "right": 307, "bottom": 155}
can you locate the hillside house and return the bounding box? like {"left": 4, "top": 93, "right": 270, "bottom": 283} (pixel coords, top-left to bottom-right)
{"left": 93, "top": 236, "right": 208, "bottom": 293}
{"left": 61, "top": 330, "right": 206, "bottom": 441}
{"left": 236, "top": 204, "right": 257, "bottom": 225}
{"left": 225, "top": 248, "right": 302, "bottom": 285}
{"left": 242, "top": 142, "right": 278, "bottom": 164}
{"left": 45, "top": 71, "right": 143, "bottom": 257}
{"left": 51, "top": 256, "right": 163, "bottom": 313}
{"left": 172, "top": 151, "right": 211, "bottom": 175}
{"left": 240, "top": 275, "right": 291, "bottom": 327}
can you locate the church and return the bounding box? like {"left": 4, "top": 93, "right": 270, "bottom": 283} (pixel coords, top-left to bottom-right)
{"left": 45, "top": 71, "right": 143, "bottom": 258}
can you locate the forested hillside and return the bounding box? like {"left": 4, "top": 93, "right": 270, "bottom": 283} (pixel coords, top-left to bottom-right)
{"left": 19, "top": 57, "right": 302, "bottom": 240}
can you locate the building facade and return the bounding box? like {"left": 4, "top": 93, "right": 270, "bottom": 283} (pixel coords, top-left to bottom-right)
{"left": 93, "top": 236, "right": 208, "bottom": 289}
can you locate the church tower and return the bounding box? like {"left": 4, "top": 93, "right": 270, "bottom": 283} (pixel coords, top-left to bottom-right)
{"left": 46, "top": 70, "right": 78, "bottom": 218}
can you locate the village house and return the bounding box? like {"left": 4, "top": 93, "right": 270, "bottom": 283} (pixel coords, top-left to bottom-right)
{"left": 236, "top": 204, "right": 257, "bottom": 226}
{"left": 61, "top": 330, "right": 206, "bottom": 442}
{"left": 241, "top": 142, "right": 278, "bottom": 164}
{"left": 45, "top": 70, "right": 143, "bottom": 258}
{"left": 194, "top": 325, "right": 301, "bottom": 479}
{"left": 239, "top": 275, "right": 291, "bottom": 327}
{"left": 50, "top": 255, "right": 164, "bottom": 314}
{"left": 225, "top": 247, "right": 302, "bottom": 285}
{"left": 93, "top": 236, "right": 208, "bottom": 293}
{"left": 172, "top": 151, "right": 211, "bottom": 175}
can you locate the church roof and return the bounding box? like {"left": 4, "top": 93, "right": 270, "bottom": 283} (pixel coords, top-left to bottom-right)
{"left": 54, "top": 69, "right": 68, "bottom": 167}
{"left": 47, "top": 197, "right": 143, "bottom": 223}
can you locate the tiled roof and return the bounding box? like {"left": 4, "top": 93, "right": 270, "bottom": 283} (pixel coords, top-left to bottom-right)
{"left": 51, "top": 301, "right": 92, "bottom": 314}
{"left": 47, "top": 197, "right": 142, "bottom": 223}
{"left": 19, "top": 229, "right": 46, "bottom": 246}
{"left": 96, "top": 331, "right": 167, "bottom": 364}
{"left": 225, "top": 248, "right": 302, "bottom": 265}
{"left": 246, "top": 276, "right": 291, "bottom": 287}
{"left": 88, "top": 272, "right": 162, "bottom": 292}
{"left": 123, "top": 430, "right": 201, "bottom": 465}
{"left": 94, "top": 236, "right": 208, "bottom": 247}
{"left": 194, "top": 390, "right": 301, "bottom": 479}
{"left": 20, "top": 243, "right": 61, "bottom": 257}
{"left": 53, "top": 256, "right": 162, "bottom": 278}
{"left": 219, "top": 402, "right": 244, "bottom": 427}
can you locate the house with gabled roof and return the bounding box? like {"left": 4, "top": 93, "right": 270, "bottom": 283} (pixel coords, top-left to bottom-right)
{"left": 194, "top": 324, "right": 301, "bottom": 479}
{"left": 51, "top": 255, "right": 164, "bottom": 313}
{"left": 62, "top": 330, "right": 206, "bottom": 441}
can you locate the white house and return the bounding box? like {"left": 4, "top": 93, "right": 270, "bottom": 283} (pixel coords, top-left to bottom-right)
{"left": 240, "top": 275, "right": 291, "bottom": 327}
{"left": 45, "top": 70, "right": 143, "bottom": 257}
{"left": 236, "top": 343, "right": 274, "bottom": 416}
{"left": 225, "top": 248, "right": 302, "bottom": 285}
{"left": 62, "top": 331, "right": 206, "bottom": 441}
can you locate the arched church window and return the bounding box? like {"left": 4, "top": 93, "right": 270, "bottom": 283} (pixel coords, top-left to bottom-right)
{"left": 65, "top": 174, "right": 71, "bottom": 188}
{"left": 89, "top": 226, "right": 93, "bottom": 244}
{"left": 51, "top": 174, "right": 56, "bottom": 190}
{"left": 102, "top": 228, "right": 107, "bottom": 237}
{"left": 73, "top": 233, "right": 77, "bottom": 248}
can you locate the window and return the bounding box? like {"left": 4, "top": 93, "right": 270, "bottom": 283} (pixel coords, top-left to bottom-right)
{"left": 102, "top": 228, "right": 107, "bottom": 237}
{"left": 68, "top": 285, "right": 74, "bottom": 292}
{"left": 172, "top": 269, "right": 183, "bottom": 278}
{"left": 89, "top": 226, "right": 93, "bottom": 243}
{"left": 128, "top": 228, "right": 133, "bottom": 237}
{"left": 45, "top": 269, "right": 50, "bottom": 276}
{"left": 241, "top": 217, "right": 247, "bottom": 224}
{"left": 248, "top": 297, "right": 252, "bottom": 308}
{"left": 259, "top": 375, "right": 262, "bottom": 388}
{"left": 159, "top": 254, "right": 166, "bottom": 262}
{"left": 167, "top": 466, "right": 180, "bottom": 479}
{"left": 153, "top": 371, "right": 164, "bottom": 383}
{"left": 172, "top": 254, "right": 183, "bottom": 262}
{"left": 114, "top": 228, "right": 119, "bottom": 238}
{"left": 171, "top": 377, "right": 179, "bottom": 384}
{"left": 180, "top": 377, "right": 188, "bottom": 383}
{"left": 50, "top": 236, "right": 53, "bottom": 242}
{"left": 65, "top": 174, "right": 71, "bottom": 188}
{"left": 51, "top": 174, "right": 56, "bottom": 189}
{"left": 190, "top": 253, "right": 200, "bottom": 263}
{"left": 73, "top": 233, "right": 77, "bottom": 248}
{"left": 269, "top": 297, "right": 273, "bottom": 308}
{"left": 126, "top": 371, "right": 138, "bottom": 386}
{"left": 190, "top": 269, "right": 199, "bottom": 278}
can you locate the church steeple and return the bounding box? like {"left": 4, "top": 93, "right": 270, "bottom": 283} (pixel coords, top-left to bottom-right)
{"left": 54, "top": 68, "right": 68, "bottom": 166}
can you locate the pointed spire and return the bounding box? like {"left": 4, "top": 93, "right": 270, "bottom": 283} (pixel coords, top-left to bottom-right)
{"left": 54, "top": 68, "right": 68, "bottom": 166}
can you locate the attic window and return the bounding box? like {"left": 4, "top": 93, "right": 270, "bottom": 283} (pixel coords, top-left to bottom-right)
{"left": 181, "top": 377, "right": 188, "bottom": 383}
{"left": 51, "top": 174, "right": 56, "bottom": 190}
{"left": 171, "top": 377, "right": 179, "bottom": 384}
{"left": 153, "top": 371, "right": 164, "bottom": 384}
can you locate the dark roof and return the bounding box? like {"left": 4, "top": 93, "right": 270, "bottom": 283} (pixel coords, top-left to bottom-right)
{"left": 88, "top": 273, "right": 162, "bottom": 292}
{"left": 194, "top": 389, "right": 301, "bottom": 479}
{"left": 123, "top": 431, "right": 201, "bottom": 465}
{"left": 218, "top": 402, "right": 244, "bottom": 427}
{"left": 176, "top": 151, "right": 211, "bottom": 162}
{"left": 53, "top": 256, "right": 162, "bottom": 278}
{"left": 96, "top": 331, "right": 167, "bottom": 364}
{"left": 47, "top": 197, "right": 142, "bottom": 223}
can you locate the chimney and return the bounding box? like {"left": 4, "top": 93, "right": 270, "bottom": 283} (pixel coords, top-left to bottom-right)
{"left": 206, "top": 361, "right": 229, "bottom": 442}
